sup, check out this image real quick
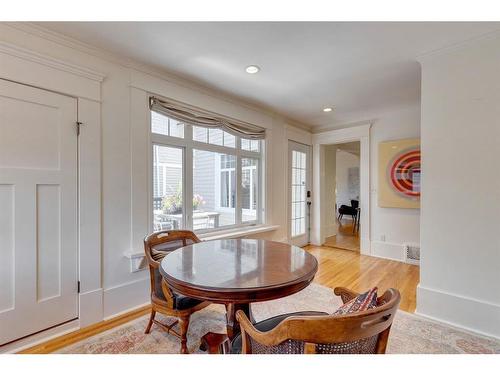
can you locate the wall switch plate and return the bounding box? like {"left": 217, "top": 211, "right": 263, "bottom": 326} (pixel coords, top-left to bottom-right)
{"left": 380, "top": 234, "right": 386, "bottom": 242}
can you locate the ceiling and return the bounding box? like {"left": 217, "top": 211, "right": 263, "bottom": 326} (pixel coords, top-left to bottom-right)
{"left": 38, "top": 22, "right": 500, "bottom": 128}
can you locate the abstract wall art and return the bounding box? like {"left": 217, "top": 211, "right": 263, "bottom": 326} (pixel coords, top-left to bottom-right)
{"left": 378, "top": 138, "right": 421, "bottom": 208}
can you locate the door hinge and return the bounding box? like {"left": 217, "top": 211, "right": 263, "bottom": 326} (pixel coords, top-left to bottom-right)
{"left": 76, "top": 121, "right": 83, "bottom": 136}
{"left": 77, "top": 281, "right": 81, "bottom": 293}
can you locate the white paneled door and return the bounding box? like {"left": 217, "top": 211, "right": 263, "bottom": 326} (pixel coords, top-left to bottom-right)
{"left": 288, "top": 141, "right": 311, "bottom": 247}
{"left": 0, "top": 79, "right": 78, "bottom": 345}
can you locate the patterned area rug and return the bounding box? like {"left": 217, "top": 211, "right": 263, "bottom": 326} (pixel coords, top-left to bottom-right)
{"left": 57, "top": 283, "right": 500, "bottom": 354}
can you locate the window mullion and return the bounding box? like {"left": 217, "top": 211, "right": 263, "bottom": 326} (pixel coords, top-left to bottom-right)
{"left": 235, "top": 152, "right": 242, "bottom": 225}
{"left": 185, "top": 143, "right": 193, "bottom": 230}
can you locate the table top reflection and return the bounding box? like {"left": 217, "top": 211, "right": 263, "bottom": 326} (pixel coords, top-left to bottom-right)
{"left": 159, "top": 239, "right": 318, "bottom": 302}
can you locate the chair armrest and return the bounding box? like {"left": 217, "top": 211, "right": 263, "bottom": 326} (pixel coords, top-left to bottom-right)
{"left": 160, "top": 279, "right": 176, "bottom": 308}
{"left": 334, "top": 287, "right": 359, "bottom": 303}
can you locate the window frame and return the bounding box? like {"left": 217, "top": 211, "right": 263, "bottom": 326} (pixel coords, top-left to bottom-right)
{"left": 150, "top": 110, "right": 264, "bottom": 234}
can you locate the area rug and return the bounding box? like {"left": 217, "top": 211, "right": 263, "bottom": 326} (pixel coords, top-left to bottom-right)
{"left": 57, "top": 283, "right": 500, "bottom": 354}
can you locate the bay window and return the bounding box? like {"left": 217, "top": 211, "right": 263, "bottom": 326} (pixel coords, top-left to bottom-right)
{"left": 151, "top": 107, "right": 263, "bottom": 233}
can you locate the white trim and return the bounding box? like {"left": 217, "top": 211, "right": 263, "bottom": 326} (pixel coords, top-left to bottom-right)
{"left": 0, "top": 45, "right": 104, "bottom": 340}
{"left": 311, "top": 124, "right": 371, "bottom": 255}
{"left": 77, "top": 98, "right": 103, "bottom": 327}
{"left": 312, "top": 120, "right": 374, "bottom": 134}
{"left": 417, "top": 28, "right": 500, "bottom": 64}
{"left": 103, "top": 302, "right": 151, "bottom": 322}
{"left": 78, "top": 288, "right": 103, "bottom": 329}
{"left": 199, "top": 224, "right": 279, "bottom": 241}
{"left": 0, "top": 41, "right": 104, "bottom": 102}
{"left": 124, "top": 224, "right": 280, "bottom": 259}
{"left": 287, "top": 141, "right": 312, "bottom": 246}
{"left": 6, "top": 22, "right": 314, "bottom": 131}
{"left": 148, "top": 100, "right": 264, "bottom": 235}
{"left": 0, "top": 320, "right": 80, "bottom": 354}
{"left": 103, "top": 278, "right": 150, "bottom": 319}
{"left": 417, "top": 285, "right": 500, "bottom": 339}
{"left": 0, "top": 41, "right": 105, "bottom": 82}
{"left": 370, "top": 240, "right": 406, "bottom": 262}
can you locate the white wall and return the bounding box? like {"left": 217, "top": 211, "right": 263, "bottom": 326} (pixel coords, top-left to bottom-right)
{"left": 323, "top": 145, "right": 337, "bottom": 237}
{"left": 370, "top": 104, "right": 421, "bottom": 261}
{"left": 417, "top": 34, "right": 500, "bottom": 338}
{"left": 313, "top": 105, "right": 420, "bottom": 259}
{"left": 0, "top": 24, "right": 308, "bottom": 321}
{"left": 335, "top": 149, "right": 360, "bottom": 208}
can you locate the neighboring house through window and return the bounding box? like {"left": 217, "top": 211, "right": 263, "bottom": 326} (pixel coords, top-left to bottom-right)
{"left": 151, "top": 108, "right": 263, "bottom": 232}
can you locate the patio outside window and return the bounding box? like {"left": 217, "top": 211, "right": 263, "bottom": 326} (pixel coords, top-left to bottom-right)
{"left": 151, "top": 109, "right": 263, "bottom": 233}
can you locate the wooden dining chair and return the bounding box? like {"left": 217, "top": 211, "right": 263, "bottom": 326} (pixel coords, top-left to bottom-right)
{"left": 144, "top": 230, "right": 210, "bottom": 354}
{"left": 201, "top": 287, "right": 400, "bottom": 354}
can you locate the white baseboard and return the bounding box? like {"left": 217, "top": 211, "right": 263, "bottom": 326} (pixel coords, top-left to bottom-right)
{"left": 417, "top": 285, "right": 500, "bottom": 339}
{"left": 0, "top": 320, "right": 80, "bottom": 353}
{"left": 79, "top": 288, "right": 103, "bottom": 328}
{"left": 103, "top": 278, "right": 150, "bottom": 319}
{"left": 370, "top": 240, "right": 405, "bottom": 262}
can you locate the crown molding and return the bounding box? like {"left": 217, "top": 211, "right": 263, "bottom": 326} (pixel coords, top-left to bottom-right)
{"left": 417, "top": 28, "right": 500, "bottom": 64}
{"left": 0, "top": 40, "right": 106, "bottom": 82}
{"left": 5, "top": 22, "right": 313, "bottom": 131}
{"left": 311, "top": 119, "right": 375, "bottom": 134}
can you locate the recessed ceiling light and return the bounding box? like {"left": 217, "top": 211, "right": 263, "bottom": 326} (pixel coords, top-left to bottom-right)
{"left": 245, "top": 65, "right": 260, "bottom": 74}
{"left": 323, "top": 107, "right": 333, "bottom": 112}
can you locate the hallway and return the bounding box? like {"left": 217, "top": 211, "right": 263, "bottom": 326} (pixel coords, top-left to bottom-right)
{"left": 323, "top": 218, "right": 360, "bottom": 252}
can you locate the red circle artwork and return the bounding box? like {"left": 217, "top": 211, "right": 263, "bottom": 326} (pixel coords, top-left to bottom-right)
{"left": 389, "top": 149, "right": 421, "bottom": 198}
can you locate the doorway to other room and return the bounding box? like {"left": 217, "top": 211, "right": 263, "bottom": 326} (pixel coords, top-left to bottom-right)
{"left": 323, "top": 141, "right": 360, "bottom": 252}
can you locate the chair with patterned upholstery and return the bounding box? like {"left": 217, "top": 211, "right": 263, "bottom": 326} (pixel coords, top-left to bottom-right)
{"left": 201, "top": 287, "right": 400, "bottom": 354}
{"left": 144, "top": 230, "right": 210, "bottom": 354}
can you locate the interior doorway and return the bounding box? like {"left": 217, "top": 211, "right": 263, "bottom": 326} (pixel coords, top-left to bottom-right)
{"left": 324, "top": 141, "right": 360, "bottom": 252}
{"left": 323, "top": 141, "right": 360, "bottom": 252}
{"left": 311, "top": 124, "right": 370, "bottom": 254}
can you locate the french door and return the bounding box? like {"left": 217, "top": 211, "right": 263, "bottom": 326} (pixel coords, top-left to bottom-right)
{"left": 0, "top": 79, "right": 78, "bottom": 345}
{"left": 288, "top": 141, "right": 311, "bottom": 247}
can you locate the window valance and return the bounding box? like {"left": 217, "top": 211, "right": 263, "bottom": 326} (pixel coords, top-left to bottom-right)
{"left": 149, "top": 96, "right": 266, "bottom": 140}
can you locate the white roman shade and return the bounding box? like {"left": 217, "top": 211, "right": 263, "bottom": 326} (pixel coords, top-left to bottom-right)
{"left": 149, "top": 96, "right": 266, "bottom": 140}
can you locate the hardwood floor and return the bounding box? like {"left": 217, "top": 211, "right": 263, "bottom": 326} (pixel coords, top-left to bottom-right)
{"left": 18, "top": 245, "right": 418, "bottom": 353}
{"left": 19, "top": 306, "right": 151, "bottom": 354}
{"left": 323, "top": 218, "right": 360, "bottom": 252}
{"left": 305, "top": 245, "right": 419, "bottom": 312}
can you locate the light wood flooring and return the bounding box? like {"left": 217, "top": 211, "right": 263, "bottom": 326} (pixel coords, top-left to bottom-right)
{"left": 19, "top": 245, "right": 419, "bottom": 354}
{"left": 305, "top": 245, "right": 419, "bottom": 313}
{"left": 323, "top": 218, "right": 360, "bottom": 252}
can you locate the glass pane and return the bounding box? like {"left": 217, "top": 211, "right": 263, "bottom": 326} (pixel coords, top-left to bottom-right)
{"left": 223, "top": 132, "right": 236, "bottom": 148}
{"left": 242, "top": 158, "right": 258, "bottom": 222}
{"left": 291, "top": 149, "right": 306, "bottom": 237}
{"left": 151, "top": 111, "right": 169, "bottom": 135}
{"left": 152, "top": 145, "right": 183, "bottom": 231}
{"left": 193, "top": 149, "right": 235, "bottom": 229}
{"left": 241, "top": 139, "right": 250, "bottom": 150}
{"left": 169, "top": 119, "right": 184, "bottom": 138}
{"left": 193, "top": 126, "right": 208, "bottom": 143}
{"left": 241, "top": 138, "right": 261, "bottom": 152}
{"left": 208, "top": 128, "right": 223, "bottom": 146}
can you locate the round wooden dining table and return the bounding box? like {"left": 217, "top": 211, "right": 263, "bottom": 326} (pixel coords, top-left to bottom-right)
{"left": 159, "top": 238, "right": 318, "bottom": 339}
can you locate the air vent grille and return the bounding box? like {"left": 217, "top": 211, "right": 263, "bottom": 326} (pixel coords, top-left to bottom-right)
{"left": 404, "top": 243, "right": 420, "bottom": 265}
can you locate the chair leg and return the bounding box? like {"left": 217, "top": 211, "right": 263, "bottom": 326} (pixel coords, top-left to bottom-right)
{"left": 145, "top": 309, "right": 156, "bottom": 334}
{"left": 179, "top": 316, "right": 190, "bottom": 354}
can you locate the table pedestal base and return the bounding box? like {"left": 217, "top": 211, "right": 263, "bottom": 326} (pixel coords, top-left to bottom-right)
{"left": 225, "top": 303, "right": 255, "bottom": 340}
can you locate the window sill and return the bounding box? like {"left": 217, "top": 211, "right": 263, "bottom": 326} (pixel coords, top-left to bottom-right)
{"left": 124, "top": 224, "right": 280, "bottom": 272}
{"left": 197, "top": 224, "right": 280, "bottom": 241}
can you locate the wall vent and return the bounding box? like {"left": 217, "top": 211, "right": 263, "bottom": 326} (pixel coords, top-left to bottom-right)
{"left": 404, "top": 243, "right": 420, "bottom": 265}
